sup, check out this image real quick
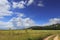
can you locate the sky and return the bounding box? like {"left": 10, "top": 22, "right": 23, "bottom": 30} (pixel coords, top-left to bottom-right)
{"left": 0, "top": 0, "right": 60, "bottom": 29}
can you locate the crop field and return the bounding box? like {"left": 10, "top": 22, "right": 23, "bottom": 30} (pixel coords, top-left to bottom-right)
{"left": 0, "top": 30, "right": 60, "bottom": 40}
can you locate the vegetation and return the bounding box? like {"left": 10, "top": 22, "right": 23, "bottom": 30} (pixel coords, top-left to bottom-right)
{"left": 28, "top": 24, "right": 60, "bottom": 30}
{"left": 0, "top": 30, "right": 60, "bottom": 40}
{"left": 0, "top": 24, "right": 60, "bottom": 40}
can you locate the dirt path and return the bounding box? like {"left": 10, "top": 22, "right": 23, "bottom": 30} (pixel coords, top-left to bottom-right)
{"left": 43, "top": 35, "right": 54, "bottom": 40}
{"left": 53, "top": 35, "right": 59, "bottom": 40}
{"left": 43, "top": 35, "right": 59, "bottom": 40}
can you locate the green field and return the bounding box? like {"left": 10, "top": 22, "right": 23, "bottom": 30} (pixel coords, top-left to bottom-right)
{"left": 0, "top": 30, "right": 60, "bottom": 40}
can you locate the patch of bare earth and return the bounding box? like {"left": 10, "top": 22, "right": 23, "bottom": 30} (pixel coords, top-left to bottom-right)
{"left": 53, "top": 35, "right": 59, "bottom": 40}
{"left": 43, "top": 35, "right": 54, "bottom": 40}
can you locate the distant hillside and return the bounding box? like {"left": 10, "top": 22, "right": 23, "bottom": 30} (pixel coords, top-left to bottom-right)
{"left": 28, "top": 24, "right": 60, "bottom": 30}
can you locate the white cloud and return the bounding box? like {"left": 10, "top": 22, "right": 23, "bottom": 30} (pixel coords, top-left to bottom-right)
{"left": 12, "top": 0, "right": 45, "bottom": 8}
{"left": 49, "top": 18, "right": 60, "bottom": 24}
{"left": 16, "top": 13, "right": 25, "bottom": 17}
{"left": 41, "top": 18, "right": 60, "bottom": 26}
{"left": 0, "top": 0, "right": 13, "bottom": 18}
{"left": 13, "top": 1, "right": 26, "bottom": 9}
{"left": 10, "top": 14, "right": 36, "bottom": 29}
{"left": 23, "top": 18, "right": 35, "bottom": 28}
{"left": 13, "top": 0, "right": 34, "bottom": 9}
{"left": 0, "top": 21, "right": 14, "bottom": 29}
{"left": 27, "top": 0, "right": 34, "bottom": 6}
{"left": 12, "top": 2, "right": 17, "bottom": 8}
{"left": 0, "top": 13, "right": 36, "bottom": 29}
{"left": 37, "top": 1, "right": 44, "bottom": 7}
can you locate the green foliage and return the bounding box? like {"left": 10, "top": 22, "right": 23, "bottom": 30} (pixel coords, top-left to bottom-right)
{"left": 28, "top": 24, "right": 60, "bottom": 30}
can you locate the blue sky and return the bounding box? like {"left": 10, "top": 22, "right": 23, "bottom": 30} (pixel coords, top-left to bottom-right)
{"left": 0, "top": 0, "right": 60, "bottom": 29}
{"left": 11, "top": 0, "right": 60, "bottom": 24}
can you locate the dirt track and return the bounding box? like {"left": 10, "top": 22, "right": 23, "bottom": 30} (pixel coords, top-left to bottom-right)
{"left": 43, "top": 35, "right": 59, "bottom": 40}
{"left": 43, "top": 35, "right": 54, "bottom": 40}
{"left": 53, "top": 35, "right": 59, "bottom": 40}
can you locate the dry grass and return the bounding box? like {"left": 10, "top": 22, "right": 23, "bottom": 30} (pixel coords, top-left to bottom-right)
{"left": 0, "top": 30, "right": 60, "bottom": 40}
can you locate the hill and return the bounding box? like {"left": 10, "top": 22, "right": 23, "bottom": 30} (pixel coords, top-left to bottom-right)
{"left": 28, "top": 24, "right": 60, "bottom": 30}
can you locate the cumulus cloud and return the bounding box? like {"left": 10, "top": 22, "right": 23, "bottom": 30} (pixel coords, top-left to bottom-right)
{"left": 0, "top": 0, "right": 36, "bottom": 29}
{"left": 10, "top": 13, "right": 36, "bottom": 29}
{"left": 0, "top": 0, "right": 13, "bottom": 18}
{"left": 23, "top": 18, "right": 35, "bottom": 28}
{"left": 13, "top": 1, "right": 26, "bottom": 9}
{"left": 0, "top": 21, "right": 14, "bottom": 29}
{"left": 12, "top": 0, "right": 34, "bottom": 9}
{"left": 27, "top": 0, "right": 34, "bottom": 6}
{"left": 12, "top": 0, "right": 45, "bottom": 8}
{"left": 41, "top": 18, "right": 60, "bottom": 26}
{"left": 0, "top": 13, "right": 36, "bottom": 29}
{"left": 49, "top": 18, "right": 60, "bottom": 24}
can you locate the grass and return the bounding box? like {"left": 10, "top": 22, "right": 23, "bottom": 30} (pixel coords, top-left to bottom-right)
{"left": 58, "top": 34, "right": 60, "bottom": 40}
{"left": 0, "top": 30, "right": 60, "bottom": 40}
{"left": 49, "top": 35, "right": 56, "bottom": 40}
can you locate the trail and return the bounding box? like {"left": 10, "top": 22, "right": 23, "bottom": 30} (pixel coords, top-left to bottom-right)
{"left": 43, "top": 35, "right": 59, "bottom": 40}
{"left": 43, "top": 35, "right": 54, "bottom": 40}
{"left": 53, "top": 35, "right": 59, "bottom": 40}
